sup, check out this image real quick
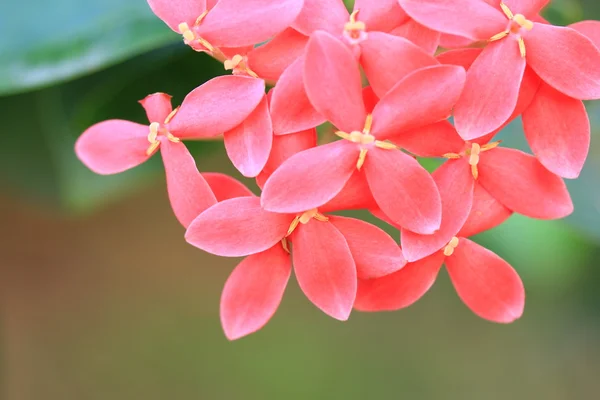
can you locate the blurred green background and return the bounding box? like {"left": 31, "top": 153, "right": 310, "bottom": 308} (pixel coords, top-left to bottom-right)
{"left": 1, "top": 0, "right": 600, "bottom": 398}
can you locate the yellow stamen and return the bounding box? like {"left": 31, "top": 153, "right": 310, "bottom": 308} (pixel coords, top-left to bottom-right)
{"left": 357, "top": 148, "right": 368, "bottom": 170}
{"left": 443, "top": 153, "right": 462, "bottom": 159}
{"left": 481, "top": 140, "right": 501, "bottom": 151}
{"left": 286, "top": 209, "right": 329, "bottom": 237}
{"left": 499, "top": 2, "right": 514, "bottom": 19}
{"left": 195, "top": 11, "right": 209, "bottom": 25}
{"left": 443, "top": 237, "right": 460, "bottom": 257}
{"left": 363, "top": 113, "right": 373, "bottom": 134}
{"left": 164, "top": 106, "right": 179, "bottom": 124}
{"left": 345, "top": 10, "right": 366, "bottom": 32}
{"left": 148, "top": 122, "right": 160, "bottom": 144}
{"left": 224, "top": 54, "right": 260, "bottom": 78}
{"left": 178, "top": 15, "right": 215, "bottom": 53}
{"left": 489, "top": 31, "right": 509, "bottom": 42}
{"left": 178, "top": 22, "right": 196, "bottom": 42}
{"left": 146, "top": 141, "right": 160, "bottom": 156}
{"left": 518, "top": 37, "right": 527, "bottom": 58}
{"left": 374, "top": 140, "right": 398, "bottom": 150}
{"left": 513, "top": 14, "right": 533, "bottom": 31}
{"left": 281, "top": 238, "right": 290, "bottom": 254}
{"left": 468, "top": 143, "right": 481, "bottom": 165}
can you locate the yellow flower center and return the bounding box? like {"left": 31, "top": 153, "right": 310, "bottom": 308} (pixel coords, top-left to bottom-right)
{"left": 178, "top": 11, "right": 215, "bottom": 53}
{"left": 443, "top": 141, "right": 501, "bottom": 180}
{"left": 489, "top": 2, "right": 534, "bottom": 58}
{"left": 146, "top": 107, "right": 181, "bottom": 156}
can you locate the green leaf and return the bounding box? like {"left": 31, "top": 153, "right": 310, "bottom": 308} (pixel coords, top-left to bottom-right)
{"left": 0, "top": 0, "right": 180, "bottom": 95}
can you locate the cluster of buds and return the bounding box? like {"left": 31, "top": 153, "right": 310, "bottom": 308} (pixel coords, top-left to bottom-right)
{"left": 75, "top": 0, "right": 600, "bottom": 340}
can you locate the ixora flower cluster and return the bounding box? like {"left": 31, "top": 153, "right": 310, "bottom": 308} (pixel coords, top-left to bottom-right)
{"left": 76, "top": 0, "right": 600, "bottom": 340}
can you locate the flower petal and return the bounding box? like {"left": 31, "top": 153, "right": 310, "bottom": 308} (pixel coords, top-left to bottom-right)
{"left": 570, "top": 20, "right": 600, "bottom": 48}
{"left": 446, "top": 238, "right": 525, "bottom": 323}
{"left": 185, "top": 196, "right": 291, "bottom": 257}
{"left": 304, "top": 31, "right": 367, "bottom": 133}
{"left": 221, "top": 245, "right": 291, "bottom": 340}
{"left": 390, "top": 19, "right": 441, "bottom": 55}
{"left": 224, "top": 96, "right": 273, "bottom": 178}
{"left": 270, "top": 57, "right": 326, "bottom": 135}
{"left": 526, "top": 24, "right": 600, "bottom": 100}
{"left": 522, "top": 82, "right": 590, "bottom": 179}
{"left": 439, "top": 33, "right": 475, "bottom": 49}
{"left": 371, "top": 65, "right": 466, "bottom": 140}
{"left": 397, "top": 0, "right": 506, "bottom": 41}
{"left": 354, "top": 0, "right": 406, "bottom": 33}
{"left": 198, "top": 0, "right": 304, "bottom": 47}
{"left": 364, "top": 148, "right": 442, "bottom": 235}
{"left": 292, "top": 221, "right": 357, "bottom": 321}
{"left": 329, "top": 216, "right": 406, "bottom": 279}
{"left": 75, "top": 120, "right": 150, "bottom": 175}
{"left": 169, "top": 76, "right": 265, "bottom": 139}
{"left": 454, "top": 39, "right": 526, "bottom": 140}
{"left": 292, "top": 0, "right": 349, "bottom": 36}
{"left": 138, "top": 93, "right": 173, "bottom": 123}
{"left": 437, "top": 48, "right": 482, "bottom": 69}
{"left": 362, "top": 86, "right": 379, "bottom": 113}
{"left": 248, "top": 29, "right": 309, "bottom": 82}
{"left": 354, "top": 251, "right": 445, "bottom": 311}
{"left": 261, "top": 141, "right": 357, "bottom": 213}
{"left": 320, "top": 171, "right": 378, "bottom": 213}
{"left": 458, "top": 183, "right": 512, "bottom": 237}
{"left": 360, "top": 32, "right": 439, "bottom": 98}
{"left": 478, "top": 147, "right": 573, "bottom": 219}
{"left": 503, "top": 0, "right": 548, "bottom": 18}
{"left": 401, "top": 159, "right": 474, "bottom": 262}
{"left": 389, "top": 120, "right": 465, "bottom": 158}
{"left": 146, "top": 0, "right": 206, "bottom": 32}
{"left": 202, "top": 173, "right": 255, "bottom": 201}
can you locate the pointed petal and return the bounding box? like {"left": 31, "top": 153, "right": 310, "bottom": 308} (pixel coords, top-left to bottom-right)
{"left": 330, "top": 216, "right": 406, "bottom": 279}
{"left": 220, "top": 245, "right": 291, "bottom": 340}
{"left": 270, "top": 57, "right": 326, "bottom": 135}
{"left": 159, "top": 140, "right": 217, "bottom": 227}
{"left": 436, "top": 48, "right": 482, "bottom": 69}
{"left": 138, "top": 93, "right": 173, "bottom": 123}
{"left": 389, "top": 120, "right": 465, "bottom": 158}
{"left": 439, "top": 33, "right": 475, "bottom": 49}
{"left": 146, "top": 0, "right": 206, "bottom": 32}
{"left": 75, "top": 120, "right": 150, "bottom": 175}
{"left": 458, "top": 183, "right": 512, "bottom": 237}
{"left": 354, "top": 251, "right": 445, "bottom": 311}
{"left": 360, "top": 32, "right": 439, "bottom": 98}
{"left": 526, "top": 24, "right": 600, "bottom": 100}
{"left": 248, "top": 29, "right": 309, "bottom": 82}
{"left": 570, "top": 20, "right": 600, "bottom": 49}
{"left": 292, "top": 0, "right": 349, "bottom": 36}
{"left": 321, "top": 171, "right": 378, "bottom": 213}
{"left": 292, "top": 221, "right": 357, "bottom": 321}
{"left": 198, "top": 0, "right": 304, "bottom": 47}
{"left": 454, "top": 39, "right": 525, "bottom": 140}
{"left": 402, "top": 159, "right": 474, "bottom": 262}
{"left": 522, "top": 82, "right": 590, "bottom": 179}
{"left": 256, "top": 128, "right": 317, "bottom": 188}
{"left": 261, "top": 141, "right": 356, "bottom": 213}
{"left": 224, "top": 96, "right": 273, "bottom": 178}
{"left": 478, "top": 147, "right": 573, "bottom": 219}
{"left": 304, "top": 31, "right": 367, "bottom": 133}
{"left": 202, "top": 173, "right": 255, "bottom": 201}
{"left": 371, "top": 65, "right": 466, "bottom": 140}
{"left": 397, "top": 0, "right": 506, "bottom": 41}
{"left": 185, "top": 196, "right": 291, "bottom": 257}
{"left": 503, "top": 0, "right": 548, "bottom": 18}
{"left": 354, "top": 0, "right": 406, "bottom": 33}
{"left": 512, "top": 66, "right": 542, "bottom": 118}
{"left": 169, "top": 76, "right": 265, "bottom": 139}
{"left": 446, "top": 239, "right": 525, "bottom": 323}
{"left": 362, "top": 86, "right": 379, "bottom": 113}
{"left": 390, "top": 19, "right": 441, "bottom": 55}
{"left": 364, "top": 148, "right": 442, "bottom": 235}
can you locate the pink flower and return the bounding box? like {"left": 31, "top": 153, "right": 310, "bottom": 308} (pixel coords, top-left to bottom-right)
{"left": 75, "top": 76, "right": 265, "bottom": 226}
{"left": 262, "top": 31, "right": 466, "bottom": 234}
{"left": 399, "top": 0, "right": 600, "bottom": 139}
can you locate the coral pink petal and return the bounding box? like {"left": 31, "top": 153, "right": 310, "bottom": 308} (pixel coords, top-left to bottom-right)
{"left": 503, "top": 0, "right": 548, "bottom": 17}
{"left": 146, "top": 0, "right": 206, "bottom": 32}
{"left": 329, "top": 216, "right": 406, "bottom": 279}
{"left": 256, "top": 128, "right": 317, "bottom": 188}
{"left": 522, "top": 82, "right": 590, "bottom": 179}
{"left": 362, "top": 87, "right": 379, "bottom": 114}
{"left": 454, "top": 39, "right": 525, "bottom": 140}
{"left": 398, "top": 0, "right": 506, "bottom": 41}
{"left": 526, "top": 24, "right": 600, "bottom": 100}
{"left": 220, "top": 245, "right": 291, "bottom": 340}
{"left": 304, "top": 31, "right": 366, "bottom": 133}
{"left": 261, "top": 141, "right": 356, "bottom": 213}
{"left": 401, "top": 159, "right": 474, "bottom": 262}
{"left": 198, "top": 0, "right": 304, "bottom": 47}
{"left": 389, "top": 120, "right": 465, "bottom": 158}
{"left": 321, "top": 171, "right": 378, "bottom": 213}
{"left": 292, "top": 221, "right": 357, "bottom": 321}
{"left": 364, "top": 148, "right": 442, "bottom": 235}
{"left": 446, "top": 239, "right": 525, "bottom": 323}
{"left": 436, "top": 48, "right": 482, "bottom": 69}
{"left": 169, "top": 76, "right": 265, "bottom": 139}
{"left": 270, "top": 57, "right": 325, "bottom": 135}
{"left": 248, "top": 29, "right": 308, "bottom": 82}
{"left": 478, "top": 148, "right": 574, "bottom": 219}
{"left": 292, "top": 0, "right": 349, "bottom": 36}
{"left": 75, "top": 120, "right": 151, "bottom": 175}
{"left": 512, "top": 66, "right": 542, "bottom": 118}
{"left": 360, "top": 32, "right": 439, "bottom": 98}
{"left": 185, "top": 196, "right": 291, "bottom": 257}
{"left": 159, "top": 140, "right": 217, "bottom": 228}
{"left": 354, "top": 0, "right": 406, "bottom": 33}
{"left": 439, "top": 33, "right": 475, "bottom": 49}
{"left": 139, "top": 93, "right": 173, "bottom": 123}
{"left": 390, "top": 19, "right": 441, "bottom": 55}
{"left": 371, "top": 65, "right": 465, "bottom": 140}
{"left": 354, "top": 251, "right": 445, "bottom": 311}
{"left": 202, "top": 173, "right": 254, "bottom": 201}
{"left": 458, "top": 183, "right": 512, "bottom": 237}
{"left": 224, "top": 96, "right": 273, "bottom": 178}
{"left": 570, "top": 20, "right": 600, "bottom": 48}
